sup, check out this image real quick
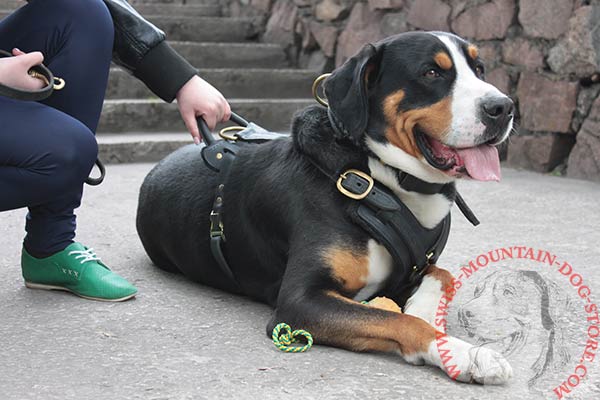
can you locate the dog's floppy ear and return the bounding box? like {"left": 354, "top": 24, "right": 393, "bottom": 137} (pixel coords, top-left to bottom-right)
{"left": 324, "top": 43, "right": 382, "bottom": 145}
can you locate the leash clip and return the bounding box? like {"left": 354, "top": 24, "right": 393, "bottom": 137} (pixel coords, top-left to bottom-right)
{"left": 336, "top": 169, "right": 374, "bottom": 200}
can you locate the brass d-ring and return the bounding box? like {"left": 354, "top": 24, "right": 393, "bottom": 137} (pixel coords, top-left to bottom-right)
{"left": 219, "top": 126, "right": 245, "bottom": 141}
{"left": 53, "top": 77, "right": 65, "bottom": 90}
{"left": 312, "top": 73, "right": 331, "bottom": 107}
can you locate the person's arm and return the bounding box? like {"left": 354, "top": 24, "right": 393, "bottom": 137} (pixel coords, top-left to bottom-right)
{"left": 102, "top": 0, "right": 230, "bottom": 141}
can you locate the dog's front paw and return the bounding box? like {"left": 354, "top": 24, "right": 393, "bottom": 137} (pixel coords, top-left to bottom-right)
{"left": 431, "top": 336, "right": 513, "bottom": 385}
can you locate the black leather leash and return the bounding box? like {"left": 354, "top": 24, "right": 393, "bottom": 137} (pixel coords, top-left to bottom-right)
{"left": 0, "top": 49, "right": 105, "bottom": 186}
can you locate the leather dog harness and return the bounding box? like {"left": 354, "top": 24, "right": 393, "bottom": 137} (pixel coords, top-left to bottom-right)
{"left": 196, "top": 113, "right": 479, "bottom": 295}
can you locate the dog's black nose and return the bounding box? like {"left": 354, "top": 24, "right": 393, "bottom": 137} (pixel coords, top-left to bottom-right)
{"left": 480, "top": 96, "right": 514, "bottom": 126}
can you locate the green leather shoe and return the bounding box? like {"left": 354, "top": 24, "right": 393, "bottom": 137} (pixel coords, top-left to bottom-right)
{"left": 21, "top": 242, "right": 138, "bottom": 302}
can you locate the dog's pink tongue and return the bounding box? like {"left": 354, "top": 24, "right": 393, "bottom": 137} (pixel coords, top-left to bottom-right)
{"left": 456, "top": 145, "right": 501, "bottom": 181}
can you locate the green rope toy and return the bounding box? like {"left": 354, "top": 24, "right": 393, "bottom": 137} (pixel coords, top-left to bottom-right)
{"left": 271, "top": 323, "right": 313, "bottom": 353}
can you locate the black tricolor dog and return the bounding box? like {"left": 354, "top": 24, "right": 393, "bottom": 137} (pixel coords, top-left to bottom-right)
{"left": 137, "top": 32, "right": 515, "bottom": 384}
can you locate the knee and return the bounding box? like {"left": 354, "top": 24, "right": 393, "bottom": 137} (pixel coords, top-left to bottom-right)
{"left": 48, "top": 122, "right": 98, "bottom": 187}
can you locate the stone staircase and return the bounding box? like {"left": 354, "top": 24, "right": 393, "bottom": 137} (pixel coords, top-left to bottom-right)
{"left": 0, "top": 0, "right": 319, "bottom": 163}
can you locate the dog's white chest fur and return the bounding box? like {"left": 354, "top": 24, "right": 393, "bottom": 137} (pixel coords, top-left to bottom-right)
{"left": 353, "top": 240, "right": 393, "bottom": 301}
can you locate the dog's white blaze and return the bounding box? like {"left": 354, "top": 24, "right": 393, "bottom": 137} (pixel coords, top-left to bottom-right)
{"left": 404, "top": 275, "right": 444, "bottom": 328}
{"left": 353, "top": 239, "right": 393, "bottom": 301}
{"left": 368, "top": 156, "right": 453, "bottom": 228}
{"left": 435, "top": 34, "right": 506, "bottom": 148}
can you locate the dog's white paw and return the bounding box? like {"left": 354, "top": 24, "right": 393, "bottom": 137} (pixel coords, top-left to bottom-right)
{"left": 429, "top": 336, "right": 513, "bottom": 385}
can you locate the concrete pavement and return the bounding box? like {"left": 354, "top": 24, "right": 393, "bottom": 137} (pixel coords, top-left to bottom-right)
{"left": 1, "top": 164, "right": 599, "bottom": 400}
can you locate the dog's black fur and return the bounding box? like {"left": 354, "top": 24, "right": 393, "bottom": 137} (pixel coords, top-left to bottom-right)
{"left": 136, "top": 31, "right": 515, "bottom": 384}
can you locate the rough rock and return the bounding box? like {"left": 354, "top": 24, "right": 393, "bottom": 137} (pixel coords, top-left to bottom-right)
{"left": 381, "top": 12, "right": 408, "bottom": 36}
{"left": 309, "top": 21, "right": 338, "bottom": 57}
{"left": 568, "top": 96, "right": 600, "bottom": 181}
{"left": 368, "top": 0, "right": 404, "bottom": 10}
{"left": 406, "top": 0, "right": 450, "bottom": 31}
{"left": 451, "top": 0, "right": 515, "bottom": 40}
{"left": 299, "top": 49, "right": 331, "bottom": 72}
{"left": 547, "top": 6, "right": 600, "bottom": 77}
{"left": 518, "top": 0, "right": 573, "bottom": 39}
{"left": 252, "top": 0, "right": 274, "bottom": 12}
{"left": 315, "top": 0, "right": 347, "bottom": 21}
{"left": 501, "top": 38, "right": 544, "bottom": 69}
{"left": 298, "top": 19, "right": 317, "bottom": 50}
{"left": 264, "top": 0, "right": 299, "bottom": 46}
{"left": 477, "top": 41, "right": 501, "bottom": 68}
{"left": 516, "top": 73, "right": 578, "bottom": 133}
{"left": 486, "top": 67, "right": 511, "bottom": 94}
{"left": 571, "top": 84, "right": 600, "bottom": 132}
{"left": 335, "top": 3, "right": 384, "bottom": 66}
{"left": 507, "top": 133, "right": 575, "bottom": 172}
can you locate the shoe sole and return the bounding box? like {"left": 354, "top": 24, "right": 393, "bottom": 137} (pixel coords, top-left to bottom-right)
{"left": 24, "top": 281, "right": 137, "bottom": 302}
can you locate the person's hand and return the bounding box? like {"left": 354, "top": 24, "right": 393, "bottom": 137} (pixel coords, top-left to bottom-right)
{"left": 176, "top": 75, "right": 231, "bottom": 144}
{"left": 0, "top": 48, "right": 45, "bottom": 91}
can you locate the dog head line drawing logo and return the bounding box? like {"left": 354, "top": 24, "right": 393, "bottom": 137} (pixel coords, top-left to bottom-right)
{"left": 435, "top": 246, "right": 599, "bottom": 399}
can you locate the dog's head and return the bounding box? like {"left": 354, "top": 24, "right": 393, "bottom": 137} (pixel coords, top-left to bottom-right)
{"left": 324, "top": 31, "right": 514, "bottom": 183}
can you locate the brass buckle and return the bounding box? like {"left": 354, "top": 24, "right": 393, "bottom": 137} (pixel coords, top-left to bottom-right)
{"left": 336, "top": 169, "right": 374, "bottom": 200}
{"left": 219, "top": 126, "right": 245, "bottom": 141}
{"left": 311, "top": 73, "right": 331, "bottom": 107}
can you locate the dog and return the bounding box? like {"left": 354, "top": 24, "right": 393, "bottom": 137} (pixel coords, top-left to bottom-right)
{"left": 136, "top": 31, "right": 515, "bottom": 384}
{"left": 457, "top": 270, "right": 571, "bottom": 391}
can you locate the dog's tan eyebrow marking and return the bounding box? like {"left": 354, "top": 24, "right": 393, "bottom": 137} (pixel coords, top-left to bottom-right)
{"left": 323, "top": 246, "right": 368, "bottom": 292}
{"left": 434, "top": 52, "right": 453, "bottom": 70}
{"left": 467, "top": 44, "right": 479, "bottom": 60}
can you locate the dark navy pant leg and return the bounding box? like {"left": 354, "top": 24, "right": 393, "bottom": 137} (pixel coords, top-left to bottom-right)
{"left": 0, "top": 0, "right": 114, "bottom": 256}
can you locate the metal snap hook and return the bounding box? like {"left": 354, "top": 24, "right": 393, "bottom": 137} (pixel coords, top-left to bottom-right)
{"left": 53, "top": 77, "right": 66, "bottom": 90}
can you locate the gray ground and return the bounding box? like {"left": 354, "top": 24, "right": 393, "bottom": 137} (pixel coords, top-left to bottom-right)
{"left": 1, "top": 164, "right": 599, "bottom": 400}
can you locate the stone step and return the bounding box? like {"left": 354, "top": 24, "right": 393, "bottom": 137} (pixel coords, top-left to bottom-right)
{"left": 97, "top": 131, "right": 293, "bottom": 164}
{"left": 98, "top": 99, "right": 314, "bottom": 133}
{"left": 0, "top": 0, "right": 20, "bottom": 9}
{"left": 134, "top": 4, "right": 221, "bottom": 17}
{"left": 146, "top": 16, "right": 255, "bottom": 42}
{"left": 130, "top": 0, "right": 220, "bottom": 5}
{"left": 106, "top": 68, "right": 320, "bottom": 99}
{"left": 169, "top": 41, "right": 289, "bottom": 68}
{"left": 97, "top": 132, "right": 190, "bottom": 164}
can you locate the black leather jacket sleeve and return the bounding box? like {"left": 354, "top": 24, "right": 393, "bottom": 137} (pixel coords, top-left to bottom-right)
{"left": 102, "top": 0, "right": 198, "bottom": 102}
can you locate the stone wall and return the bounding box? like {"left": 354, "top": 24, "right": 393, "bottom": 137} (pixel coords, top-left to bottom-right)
{"left": 226, "top": 0, "right": 600, "bottom": 182}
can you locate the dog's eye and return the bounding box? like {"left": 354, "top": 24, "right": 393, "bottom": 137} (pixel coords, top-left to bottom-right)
{"left": 503, "top": 287, "right": 515, "bottom": 297}
{"left": 424, "top": 69, "right": 441, "bottom": 78}
{"left": 475, "top": 65, "right": 485, "bottom": 78}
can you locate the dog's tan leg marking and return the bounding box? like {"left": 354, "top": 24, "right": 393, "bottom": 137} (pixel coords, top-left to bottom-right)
{"left": 383, "top": 91, "right": 453, "bottom": 158}
{"left": 286, "top": 291, "right": 512, "bottom": 384}
{"left": 404, "top": 265, "right": 455, "bottom": 332}
{"left": 323, "top": 246, "right": 369, "bottom": 293}
{"left": 365, "top": 296, "right": 402, "bottom": 313}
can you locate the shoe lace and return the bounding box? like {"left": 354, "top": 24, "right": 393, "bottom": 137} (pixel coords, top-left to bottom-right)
{"left": 68, "top": 248, "right": 101, "bottom": 264}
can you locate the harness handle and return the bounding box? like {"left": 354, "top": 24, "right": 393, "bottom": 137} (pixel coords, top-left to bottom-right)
{"left": 196, "top": 112, "right": 249, "bottom": 146}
